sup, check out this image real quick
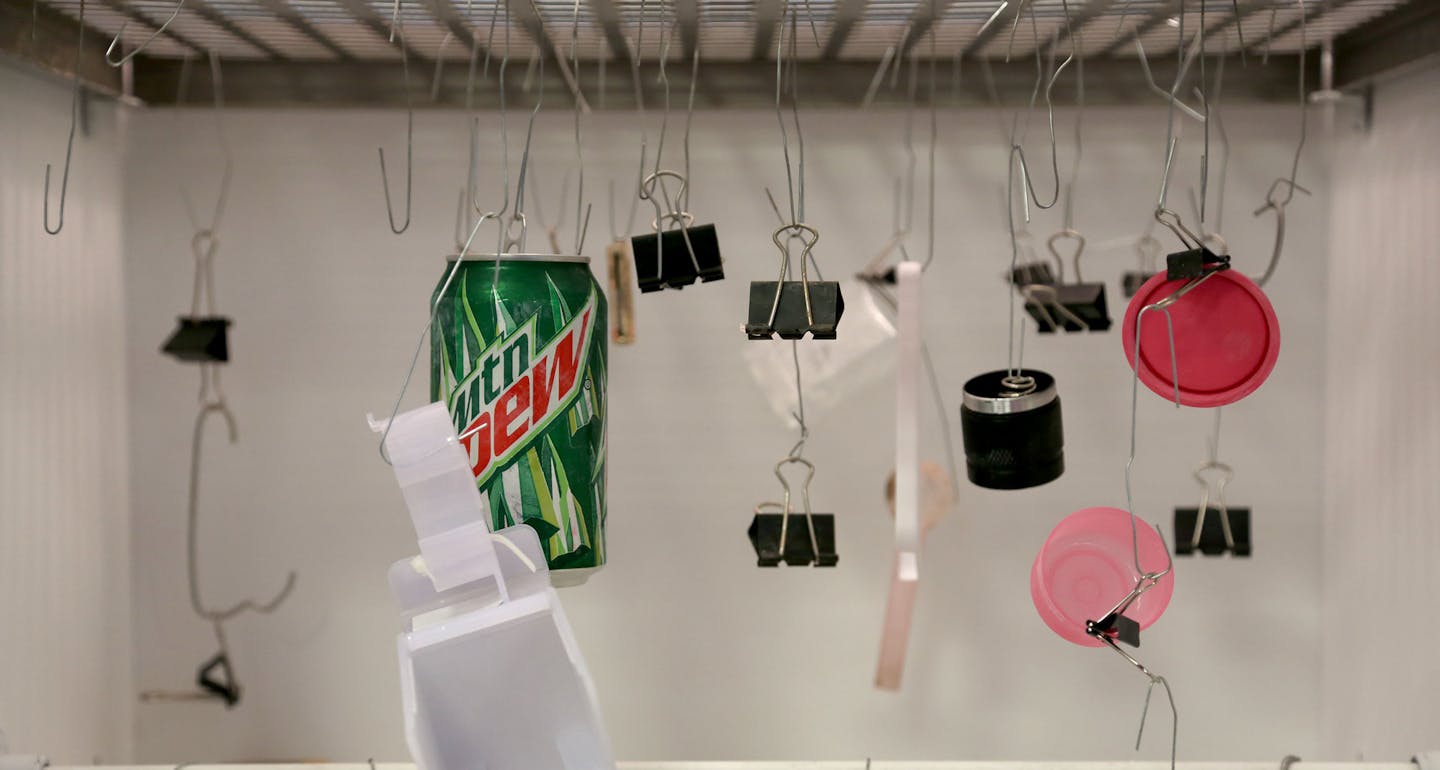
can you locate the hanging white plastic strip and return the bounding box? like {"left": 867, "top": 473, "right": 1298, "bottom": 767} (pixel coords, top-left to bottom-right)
{"left": 894, "top": 261, "right": 923, "bottom": 581}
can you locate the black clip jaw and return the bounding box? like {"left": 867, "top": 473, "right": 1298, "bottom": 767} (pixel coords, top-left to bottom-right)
{"left": 631, "top": 224, "right": 725, "bottom": 293}
{"left": 162, "top": 317, "right": 232, "bottom": 363}
{"left": 745, "top": 282, "right": 845, "bottom": 340}
{"left": 1174, "top": 505, "right": 1252, "bottom": 556}
{"left": 747, "top": 513, "right": 838, "bottom": 567}
{"left": 1165, "top": 247, "right": 1231, "bottom": 282}
{"left": 1122, "top": 271, "right": 1159, "bottom": 298}
{"left": 1086, "top": 611, "right": 1142, "bottom": 648}
{"left": 1010, "top": 262, "right": 1056, "bottom": 287}
{"left": 197, "top": 651, "right": 241, "bottom": 708}
{"left": 1024, "top": 284, "right": 1113, "bottom": 333}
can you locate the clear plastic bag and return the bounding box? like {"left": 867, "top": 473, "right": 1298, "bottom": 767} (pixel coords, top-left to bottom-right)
{"left": 744, "top": 279, "right": 898, "bottom": 427}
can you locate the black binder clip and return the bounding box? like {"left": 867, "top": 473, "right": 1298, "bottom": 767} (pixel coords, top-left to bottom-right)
{"left": 1010, "top": 261, "right": 1056, "bottom": 287}
{"left": 747, "top": 457, "right": 838, "bottom": 567}
{"left": 1122, "top": 234, "right": 1163, "bottom": 298}
{"left": 162, "top": 317, "right": 232, "bottom": 363}
{"left": 1020, "top": 230, "right": 1111, "bottom": 333}
{"left": 197, "top": 651, "right": 241, "bottom": 708}
{"left": 1165, "top": 245, "right": 1231, "bottom": 282}
{"left": 1084, "top": 529, "right": 1173, "bottom": 653}
{"left": 631, "top": 170, "right": 724, "bottom": 292}
{"left": 1005, "top": 228, "right": 1055, "bottom": 288}
{"left": 1086, "top": 608, "right": 1142, "bottom": 649}
{"left": 1174, "top": 461, "right": 1252, "bottom": 556}
{"left": 746, "top": 224, "right": 844, "bottom": 340}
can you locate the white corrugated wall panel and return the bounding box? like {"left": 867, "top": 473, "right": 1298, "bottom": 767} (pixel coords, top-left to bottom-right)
{"left": 1322, "top": 63, "right": 1440, "bottom": 760}
{"left": 0, "top": 64, "right": 134, "bottom": 762}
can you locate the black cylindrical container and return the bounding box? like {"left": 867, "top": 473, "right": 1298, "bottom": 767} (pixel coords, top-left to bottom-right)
{"left": 960, "top": 369, "right": 1064, "bottom": 490}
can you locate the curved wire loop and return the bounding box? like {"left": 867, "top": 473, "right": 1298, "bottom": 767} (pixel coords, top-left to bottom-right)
{"left": 773, "top": 456, "right": 818, "bottom": 561}
{"left": 1046, "top": 228, "right": 1086, "bottom": 283}
{"left": 187, "top": 403, "right": 297, "bottom": 624}
{"left": 763, "top": 223, "right": 820, "bottom": 330}
{"left": 638, "top": 169, "right": 702, "bottom": 280}
{"left": 1190, "top": 459, "right": 1237, "bottom": 551}
{"left": 999, "top": 0, "right": 1075, "bottom": 377}
{"left": 1250, "top": 178, "right": 1311, "bottom": 287}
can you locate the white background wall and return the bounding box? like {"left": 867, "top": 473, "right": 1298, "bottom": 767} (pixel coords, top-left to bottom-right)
{"left": 119, "top": 97, "right": 1335, "bottom": 764}
{"left": 0, "top": 64, "right": 134, "bottom": 763}
{"left": 1321, "top": 64, "right": 1440, "bottom": 761}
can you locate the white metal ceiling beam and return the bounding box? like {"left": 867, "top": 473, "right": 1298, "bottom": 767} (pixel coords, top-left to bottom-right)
{"left": 254, "top": 0, "right": 354, "bottom": 59}
{"left": 507, "top": 0, "right": 589, "bottom": 109}
{"left": 820, "top": 0, "right": 868, "bottom": 59}
{"left": 1093, "top": 0, "right": 1187, "bottom": 57}
{"left": 0, "top": 0, "right": 124, "bottom": 94}
{"left": 585, "top": 0, "right": 632, "bottom": 62}
{"left": 129, "top": 48, "right": 1304, "bottom": 106}
{"left": 959, "top": 0, "right": 1023, "bottom": 57}
{"left": 676, "top": 0, "right": 699, "bottom": 60}
{"left": 331, "top": 0, "right": 430, "bottom": 63}
{"left": 1024, "top": 0, "right": 1121, "bottom": 58}
{"left": 415, "top": 0, "right": 483, "bottom": 59}
{"left": 897, "top": 0, "right": 951, "bottom": 58}
{"left": 91, "top": 0, "right": 207, "bottom": 57}
{"left": 180, "top": 0, "right": 288, "bottom": 59}
{"left": 1246, "top": 0, "right": 1359, "bottom": 56}
{"left": 750, "top": 0, "right": 784, "bottom": 60}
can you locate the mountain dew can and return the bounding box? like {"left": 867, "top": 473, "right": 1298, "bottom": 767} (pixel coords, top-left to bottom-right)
{"left": 431, "top": 254, "right": 608, "bottom": 586}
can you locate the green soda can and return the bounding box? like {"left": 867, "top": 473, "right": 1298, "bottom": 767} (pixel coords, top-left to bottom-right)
{"left": 431, "top": 254, "right": 608, "bottom": 586}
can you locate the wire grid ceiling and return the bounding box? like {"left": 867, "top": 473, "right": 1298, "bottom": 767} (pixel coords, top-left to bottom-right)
{"left": 37, "top": 0, "right": 1411, "bottom": 62}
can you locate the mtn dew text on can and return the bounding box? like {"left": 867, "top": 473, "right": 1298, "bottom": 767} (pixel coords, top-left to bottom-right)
{"left": 431, "top": 254, "right": 608, "bottom": 586}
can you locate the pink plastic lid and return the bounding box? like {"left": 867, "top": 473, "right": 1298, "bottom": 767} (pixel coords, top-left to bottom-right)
{"left": 1121, "top": 269, "right": 1280, "bottom": 408}
{"left": 1030, "top": 506, "right": 1175, "bottom": 647}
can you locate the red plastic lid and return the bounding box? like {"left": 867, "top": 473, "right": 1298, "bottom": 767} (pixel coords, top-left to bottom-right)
{"left": 1121, "top": 269, "right": 1280, "bottom": 408}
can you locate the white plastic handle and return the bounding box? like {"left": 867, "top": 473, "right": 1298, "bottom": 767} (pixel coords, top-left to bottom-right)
{"left": 373, "top": 402, "right": 506, "bottom": 598}
{"left": 894, "top": 262, "right": 922, "bottom": 582}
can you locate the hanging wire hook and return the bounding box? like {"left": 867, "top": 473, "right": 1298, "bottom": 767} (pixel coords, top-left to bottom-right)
{"left": 1250, "top": 0, "right": 1310, "bottom": 288}
{"left": 1188, "top": 53, "right": 1229, "bottom": 243}
{"left": 773, "top": 0, "right": 809, "bottom": 227}
{"left": 181, "top": 50, "right": 297, "bottom": 632}
{"left": 570, "top": 0, "right": 592, "bottom": 254}
{"left": 43, "top": 0, "right": 84, "bottom": 236}
{"left": 1007, "top": 0, "right": 1072, "bottom": 217}
{"left": 106, "top": 0, "right": 186, "bottom": 66}
{"left": 431, "top": 32, "right": 455, "bottom": 101}
{"left": 188, "top": 403, "right": 298, "bottom": 624}
{"left": 377, "top": 10, "right": 413, "bottom": 234}
{"left": 377, "top": 208, "right": 503, "bottom": 465}
{"left": 768, "top": 2, "right": 814, "bottom": 465}
{"left": 1003, "top": 0, "right": 1073, "bottom": 379}
{"left": 1093, "top": 273, "right": 1198, "bottom": 770}
{"left": 922, "top": 18, "right": 938, "bottom": 270}
{"left": 471, "top": 18, "right": 513, "bottom": 223}
{"left": 501, "top": 0, "right": 543, "bottom": 261}
{"left": 1135, "top": 36, "right": 1207, "bottom": 123}
{"left": 181, "top": 52, "right": 234, "bottom": 242}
